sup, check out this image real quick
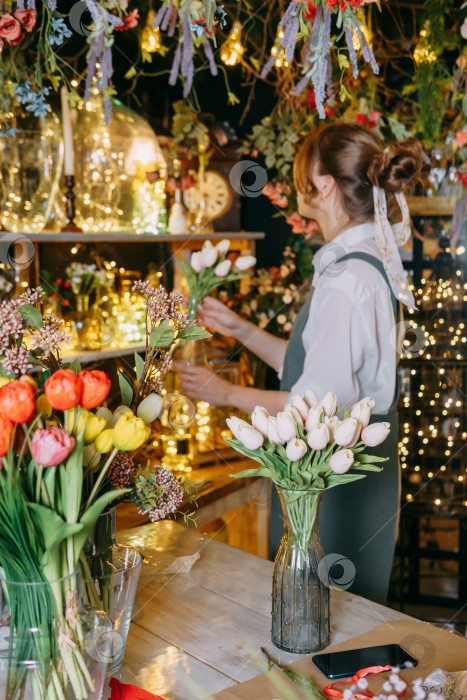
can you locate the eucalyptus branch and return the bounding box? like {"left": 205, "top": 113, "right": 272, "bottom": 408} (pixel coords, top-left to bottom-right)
{"left": 260, "top": 647, "right": 327, "bottom": 700}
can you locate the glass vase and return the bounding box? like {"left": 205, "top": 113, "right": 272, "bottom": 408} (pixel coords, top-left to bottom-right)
{"left": 271, "top": 488, "right": 330, "bottom": 654}
{"left": 71, "top": 294, "right": 103, "bottom": 351}
{"left": 80, "top": 546, "right": 142, "bottom": 678}
{"left": 0, "top": 568, "right": 107, "bottom": 700}
{"left": 0, "top": 108, "right": 63, "bottom": 233}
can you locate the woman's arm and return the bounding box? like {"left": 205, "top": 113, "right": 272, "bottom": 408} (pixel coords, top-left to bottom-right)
{"left": 199, "top": 297, "right": 287, "bottom": 371}
{"left": 175, "top": 364, "right": 289, "bottom": 414}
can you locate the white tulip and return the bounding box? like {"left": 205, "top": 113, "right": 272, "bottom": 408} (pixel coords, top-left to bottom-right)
{"left": 190, "top": 251, "right": 204, "bottom": 273}
{"left": 329, "top": 449, "right": 354, "bottom": 474}
{"left": 267, "top": 416, "right": 285, "bottom": 444}
{"left": 324, "top": 415, "right": 340, "bottom": 441}
{"left": 276, "top": 412, "right": 297, "bottom": 443}
{"left": 216, "top": 239, "right": 230, "bottom": 255}
{"left": 201, "top": 246, "right": 218, "bottom": 268}
{"left": 361, "top": 422, "right": 391, "bottom": 447}
{"left": 307, "top": 423, "right": 330, "bottom": 450}
{"left": 334, "top": 417, "right": 361, "bottom": 448}
{"left": 284, "top": 405, "right": 304, "bottom": 428}
{"left": 237, "top": 425, "right": 264, "bottom": 450}
{"left": 226, "top": 416, "right": 251, "bottom": 440}
{"left": 287, "top": 394, "right": 309, "bottom": 421}
{"left": 285, "top": 438, "right": 308, "bottom": 461}
{"left": 319, "top": 391, "right": 337, "bottom": 417}
{"left": 350, "top": 397, "right": 375, "bottom": 429}
{"left": 251, "top": 406, "right": 269, "bottom": 436}
{"left": 235, "top": 255, "right": 256, "bottom": 271}
{"left": 215, "top": 259, "right": 232, "bottom": 277}
{"left": 304, "top": 388, "right": 319, "bottom": 407}
{"left": 108, "top": 405, "right": 132, "bottom": 429}
{"left": 96, "top": 407, "right": 112, "bottom": 425}
{"left": 137, "top": 393, "right": 163, "bottom": 423}
{"left": 305, "top": 405, "right": 324, "bottom": 432}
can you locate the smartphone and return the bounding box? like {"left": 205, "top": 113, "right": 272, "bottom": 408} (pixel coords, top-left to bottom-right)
{"left": 312, "top": 643, "right": 417, "bottom": 680}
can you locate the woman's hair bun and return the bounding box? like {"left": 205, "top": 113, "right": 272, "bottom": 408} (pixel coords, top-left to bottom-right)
{"left": 367, "top": 138, "right": 423, "bottom": 195}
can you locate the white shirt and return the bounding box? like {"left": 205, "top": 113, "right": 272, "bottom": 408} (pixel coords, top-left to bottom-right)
{"left": 289, "top": 223, "right": 398, "bottom": 415}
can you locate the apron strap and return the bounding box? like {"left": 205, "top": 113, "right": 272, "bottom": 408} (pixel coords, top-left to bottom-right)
{"left": 336, "top": 252, "right": 401, "bottom": 414}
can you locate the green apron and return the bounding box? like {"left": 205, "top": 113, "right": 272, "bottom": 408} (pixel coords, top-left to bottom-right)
{"left": 274, "top": 252, "right": 400, "bottom": 604}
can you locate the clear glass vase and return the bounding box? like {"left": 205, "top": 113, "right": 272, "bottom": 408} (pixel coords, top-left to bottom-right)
{"left": 80, "top": 546, "right": 142, "bottom": 678}
{"left": 271, "top": 488, "right": 330, "bottom": 654}
{"left": 0, "top": 568, "right": 107, "bottom": 700}
{"left": 0, "top": 108, "right": 63, "bottom": 233}
{"left": 70, "top": 294, "right": 103, "bottom": 351}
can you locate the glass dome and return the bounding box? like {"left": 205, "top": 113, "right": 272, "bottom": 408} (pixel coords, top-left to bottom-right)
{"left": 73, "top": 95, "right": 167, "bottom": 233}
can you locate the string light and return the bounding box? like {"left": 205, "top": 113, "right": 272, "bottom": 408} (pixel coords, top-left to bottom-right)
{"left": 220, "top": 22, "right": 245, "bottom": 66}
{"left": 414, "top": 21, "right": 437, "bottom": 64}
{"left": 141, "top": 11, "right": 162, "bottom": 53}
{"left": 270, "top": 26, "right": 289, "bottom": 68}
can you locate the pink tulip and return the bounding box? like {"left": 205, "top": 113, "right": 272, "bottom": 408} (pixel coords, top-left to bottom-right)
{"left": 276, "top": 412, "right": 297, "bottom": 443}
{"left": 286, "top": 438, "right": 307, "bottom": 461}
{"left": 215, "top": 259, "right": 232, "bottom": 277}
{"left": 305, "top": 405, "right": 324, "bottom": 432}
{"left": 307, "top": 423, "right": 330, "bottom": 450}
{"left": 319, "top": 391, "right": 337, "bottom": 417}
{"left": 226, "top": 416, "right": 251, "bottom": 440}
{"left": 262, "top": 182, "right": 276, "bottom": 198}
{"left": 237, "top": 425, "right": 264, "bottom": 451}
{"left": 235, "top": 255, "right": 256, "bottom": 271}
{"left": 267, "top": 416, "right": 285, "bottom": 445}
{"left": 329, "top": 449, "right": 354, "bottom": 474}
{"left": 273, "top": 195, "right": 288, "bottom": 208}
{"left": 334, "top": 417, "right": 361, "bottom": 448}
{"left": 30, "top": 427, "right": 75, "bottom": 467}
{"left": 251, "top": 406, "right": 269, "bottom": 436}
{"left": 284, "top": 405, "right": 304, "bottom": 428}
{"left": 287, "top": 394, "right": 309, "bottom": 421}
{"left": 304, "top": 388, "right": 319, "bottom": 408}
{"left": 190, "top": 251, "right": 204, "bottom": 273}
{"left": 350, "top": 397, "right": 375, "bottom": 429}
{"left": 456, "top": 131, "right": 467, "bottom": 148}
{"left": 361, "top": 422, "right": 390, "bottom": 447}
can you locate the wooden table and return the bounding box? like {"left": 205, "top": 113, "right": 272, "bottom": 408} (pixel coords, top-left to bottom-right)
{"left": 118, "top": 521, "right": 411, "bottom": 700}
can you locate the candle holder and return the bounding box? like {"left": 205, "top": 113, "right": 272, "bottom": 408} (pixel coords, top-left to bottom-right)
{"left": 61, "top": 175, "right": 83, "bottom": 232}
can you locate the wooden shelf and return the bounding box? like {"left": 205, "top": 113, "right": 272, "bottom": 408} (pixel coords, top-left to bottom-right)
{"left": 61, "top": 342, "right": 145, "bottom": 364}
{"left": 7, "top": 231, "right": 265, "bottom": 243}
{"left": 406, "top": 196, "right": 456, "bottom": 217}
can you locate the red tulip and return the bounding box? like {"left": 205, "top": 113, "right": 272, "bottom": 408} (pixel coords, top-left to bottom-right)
{"left": 79, "top": 370, "right": 111, "bottom": 409}
{"left": 0, "top": 416, "right": 14, "bottom": 456}
{"left": 45, "top": 369, "right": 82, "bottom": 411}
{"left": 31, "top": 427, "right": 75, "bottom": 467}
{"left": 0, "top": 380, "right": 35, "bottom": 424}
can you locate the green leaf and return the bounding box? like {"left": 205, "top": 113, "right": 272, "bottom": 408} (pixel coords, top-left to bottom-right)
{"left": 178, "top": 326, "right": 212, "bottom": 340}
{"left": 134, "top": 352, "right": 145, "bottom": 382}
{"left": 65, "top": 358, "right": 81, "bottom": 375}
{"left": 18, "top": 304, "right": 43, "bottom": 329}
{"left": 125, "top": 66, "right": 137, "bottom": 79}
{"left": 354, "top": 453, "right": 388, "bottom": 463}
{"left": 324, "top": 473, "right": 366, "bottom": 489}
{"left": 62, "top": 427, "right": 85, "bottom": 524}
{"left": 337, "top": 53, "right": 350, "bottom": 70}
{"left": 73, "top": 489, "right": 129, "bottom": 556}
{"left": 150, "top": 320, "right": 175, "bottom": 348}
{"left": 228, "top": 92, "right": 240, "bottom": 106}
{"left": 351, "top": 464, "right": 383, "bottom": 472}
{"left": 118, "top": 371, "right": 134, "bottom": 407}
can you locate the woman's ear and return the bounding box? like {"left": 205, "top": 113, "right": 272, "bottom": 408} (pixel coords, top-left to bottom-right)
{"left": 316, "top": 173, "right": 336, "bottom": 200}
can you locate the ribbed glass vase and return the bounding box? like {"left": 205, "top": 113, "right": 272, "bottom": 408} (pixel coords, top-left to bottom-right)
{"left": 271, "top": 487, "right": 330, "bottom": 654}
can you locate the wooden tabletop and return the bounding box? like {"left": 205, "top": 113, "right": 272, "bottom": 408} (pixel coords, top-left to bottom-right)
{"left": 118, "top": 520, "right": 410, "bottom": 700}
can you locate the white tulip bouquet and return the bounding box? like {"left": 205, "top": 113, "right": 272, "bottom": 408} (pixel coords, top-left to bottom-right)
{"left": 226, "top": 389, "right": 390, "bottom": 550}
{"left": 178, "top": 239, "right": 256, "bottom": 319}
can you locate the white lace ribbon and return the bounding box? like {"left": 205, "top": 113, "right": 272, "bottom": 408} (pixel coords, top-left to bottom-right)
{"left": 373, "top": 186, "right": 415, "bottom": 309}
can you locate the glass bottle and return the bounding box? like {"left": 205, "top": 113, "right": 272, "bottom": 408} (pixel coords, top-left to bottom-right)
{"left": 71, "top": 294, "right": 103, "bottom": 351}
{"left": 271, "top": 488, "right": 330, "bottom": 654}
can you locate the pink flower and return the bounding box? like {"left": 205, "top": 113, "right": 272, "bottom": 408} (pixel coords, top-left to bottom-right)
{"left": 368, "top": 111, "right": 382, "bottom": 127}
{"left": 307, "top": 423, "right": 330, "bottom": 450}
{"left": 273, "top": 195, "right": 289, "bottom": 208}
{"left": 0, "top": 13, "right": 23, "bottom": 44}
{"left": 262, "top": 182, "right": 276, "bottom": 198}
{"left": 329, "top": 449, "right": 354, "bottom": 474}
{"left": 31, "top": 427, "right": 75, "bottom": 467}
{"left": 361, "top": 422, "right": 390, "bottom": 447}
{"left": 334, "top": 417, "right": 361, "bottom": 448}
{"left": 125, "top": 9, "right": 139, "bottom": 27}
{"left": 13, "top": 8, "right": 36, "bottom": 31}
{"left": 456, "top": 131, "right": 467, "bottom": 148}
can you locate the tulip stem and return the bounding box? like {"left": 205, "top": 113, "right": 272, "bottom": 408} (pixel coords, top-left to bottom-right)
{"left": 85, "top": 447, "right": 118, "bottom": 509}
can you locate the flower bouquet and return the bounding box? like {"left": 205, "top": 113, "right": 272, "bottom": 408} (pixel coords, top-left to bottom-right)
{"left": 178, "top": 239, "right": 256, "bottom": 320}
{"left": 226, "top": 389, "right": 390, "bottom": 653}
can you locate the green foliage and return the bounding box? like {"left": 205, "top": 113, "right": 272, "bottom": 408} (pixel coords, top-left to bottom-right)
{"left": 171, "top": 100, "right": 210, "bottom": 157}
{"left": 118, "top": 371, "right": 134, "bottom": 407}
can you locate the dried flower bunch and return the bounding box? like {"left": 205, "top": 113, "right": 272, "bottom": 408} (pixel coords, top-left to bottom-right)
{"left": 0, "top": 286, "right": 68, "bottom": 376}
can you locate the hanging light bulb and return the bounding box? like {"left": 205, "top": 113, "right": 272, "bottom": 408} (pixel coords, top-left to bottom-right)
{"left": 220, "top": 21, "right": 245, "bottom": 66}
{"left": 414, "top": 20, "right": 436, "bottom": 64}
{"left": 141, "top": 10, "right": 162, "bottom": 53}
{"left": 270, "top": 27, "right": 289, "bottom": 68}
{"left": 352, "top": 11, "right": 373, "bottom": 51}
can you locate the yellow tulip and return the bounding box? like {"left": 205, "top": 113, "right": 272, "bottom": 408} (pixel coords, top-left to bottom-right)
{"left": 36, "top": 394, "right": 52, "bottom": 418}
{"left": 0, "top": 378, "right": 12, "bottom": 388}
{"left": 113, "top": 412, "right": 151, "bottom": 451}
{"left": 95, "top": 429, "right": 114, "bottom": 454}
{"left": 69, "top": 408, "right": 107, "bottom": 444}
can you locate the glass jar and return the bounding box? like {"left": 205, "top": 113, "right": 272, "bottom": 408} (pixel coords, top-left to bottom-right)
{"left": 0, "top": 107, "right": 63, "bottom": 233}
{"left": 115, "top": 274, "right": 147, "bottom": 345}
{"left": 271, "top": 487, "right": 330, "bottom": 654}
{"left": 70, "top": 294, "right": 103, "bottom": 351}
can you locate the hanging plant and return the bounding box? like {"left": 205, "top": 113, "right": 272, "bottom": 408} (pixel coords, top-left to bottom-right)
{"left": 261, "top": 0, "right": 381, "bottom": 118}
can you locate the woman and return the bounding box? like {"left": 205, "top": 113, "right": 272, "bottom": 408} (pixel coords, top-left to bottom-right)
{"left": 177, "top": 123, "right": 422, "bottom": 604}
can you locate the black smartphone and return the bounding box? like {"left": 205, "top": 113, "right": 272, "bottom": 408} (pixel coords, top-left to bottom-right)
{"left": 312, "top": 643, "right": 417, "bottom": 680}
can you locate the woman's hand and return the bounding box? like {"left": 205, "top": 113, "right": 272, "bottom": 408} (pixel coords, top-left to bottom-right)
{"left": 174, "top": 363, "right": 232, "bottom": 406}
{"left": 198, "top": 297, "right": 249, "bottom": 340}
